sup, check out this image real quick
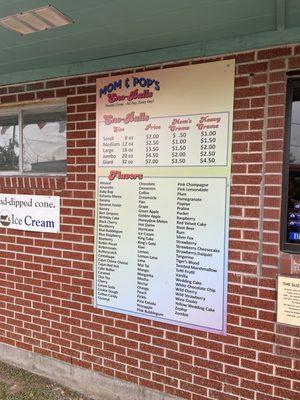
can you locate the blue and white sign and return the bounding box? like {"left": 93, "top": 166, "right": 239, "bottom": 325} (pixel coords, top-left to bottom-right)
{"left": 0, "top": 194, "right": 60, "bottom": 233}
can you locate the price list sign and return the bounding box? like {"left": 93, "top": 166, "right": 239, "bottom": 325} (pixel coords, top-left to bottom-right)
{"left": 99, "top": 112, "right": 229, "bottom": 167}
{"left": 94, "top": 60, "right": 234, "bottom": 334}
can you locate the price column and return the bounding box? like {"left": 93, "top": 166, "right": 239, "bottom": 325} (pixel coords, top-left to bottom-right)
{"left": 171, "top": 132, "right": 187, "bottom": 165}
{"left": 145, "top": 133, "right": 160, "bottom": 165}
{"left": 199, "top": 129, "right": 217, "bottom": 165}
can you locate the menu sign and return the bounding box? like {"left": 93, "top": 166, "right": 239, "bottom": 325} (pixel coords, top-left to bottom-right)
{"left": 94, "top": 60, "right": 234, "bottom": 333}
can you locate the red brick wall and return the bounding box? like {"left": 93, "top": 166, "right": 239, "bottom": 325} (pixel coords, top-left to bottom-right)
{"left": 0, "top": 45, "right": 300, "bottom": 400}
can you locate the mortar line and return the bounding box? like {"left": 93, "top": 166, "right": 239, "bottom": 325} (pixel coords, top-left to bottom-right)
{"left": 257, "top": 62, "right": 270, "bottom": 276}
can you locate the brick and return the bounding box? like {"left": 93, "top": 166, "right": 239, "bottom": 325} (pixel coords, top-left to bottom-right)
{"left": 56, "top": 87, "right": 76, "bottom": 96}
{"left": 165, "top": 386, "right": 191, "bottom": 400}
{"left": 139, "top": 379, "right": 163, "bottom": 392}
{"left": 235, "top": 86, "right": 265, "bottom": 98}
{"left": 235, "top": 76, "right": 250, "bottom": 87}
{"left": 252, "top": 73, "right": 267, "bottom": 85}
{"left": 257, "top": 395, "right": 283, "bottom": 400}
{"left": 259, "top": 353, "right": 292, "bottom": 368}
{"left": 274, "top": 388, "right": 300, "bottom": 400}
{"left": 269, "top": 82, "right": 285, "bottom": 94}
{"left": 68, "top": 95, "right": 87, "bottom": 104}
{"left": 8, "top": 85, "right": 25, "bottom": 94}
{"left": 234, "top": 108, "right": 264, "bottom": 119}
{"left": 36, "top": 90, "right": 55, "bottom": 99}
{"left": 269, "top": 58, "right": 286, "bottom": 70}
{"left": 238, "top": 62, "right": 268, "bottom": 74}
{"left": 223, "top": 384, "right": 255, "bottom": 399}
{"left": 46, "top": 79, "right": 65, "bottom": 88}
{"left": 251, "top": 97, "right": 265, "bottom": 107}
{"left": 26, "top": 82, "right": 44, "bottom": 91}
{"left": 188, "top": 379, "right": 221, "bottom": 393}
{"left": 276, "top": 367, "right": 300, "bottom": 381}
{"left": 275, "top": 345, "right": 300, "bottom": 359}
{"left": 242, "top": 359, "right": 274, "bottom": 375}
{"left": 234, "top": 52, "right": 255, "bottom": 63}
{"left": 269, "top": 71, "right": 286, "bottom": 82}
{"left": 234, "top": 98, "right": 250, "bottom": 109}
{"left": 257, "top": 47, "right": 292, "bottom": 59}
{"left": 258, "top": 373, "right": 291, "bottom": 388}
{"left": 66, "top": 76, "right": 87, "bottom": 86}
{"left": 18, "top": 92, "right": 36, "bottom": 102}
{"left": 1, "top": 95, "right": 17, "bottom": 103}
{"left": 269, "top": 94, "right": 285, "bottom": 105}
{"left": 276, "top": 324, "right": 300, "bottom": 337}
{"left": 208, "top": 392, "right": 238, "bottom": 400}
{"left": 289, "top": 56, "right": 300, "bottom": 69}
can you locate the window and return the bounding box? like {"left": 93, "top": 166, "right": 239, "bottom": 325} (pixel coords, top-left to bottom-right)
{"left": 0, "top": 102, "right": 66, "bottom": 175}
{"left": 281, "top": 78, "right": 300, "bottom": 252}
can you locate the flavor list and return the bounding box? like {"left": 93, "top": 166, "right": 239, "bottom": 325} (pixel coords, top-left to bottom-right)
{"left": 95, "top": 176, "right": 227, "bottom": 330}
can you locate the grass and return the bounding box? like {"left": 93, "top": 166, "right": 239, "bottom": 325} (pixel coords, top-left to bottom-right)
{"left": 0, "top": 361, "right": 93, "bottom": 400}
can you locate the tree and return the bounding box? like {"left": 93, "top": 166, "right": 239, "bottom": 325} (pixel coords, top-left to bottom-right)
{"left": 0, "top": 137, "right": 19, "bottom": 170}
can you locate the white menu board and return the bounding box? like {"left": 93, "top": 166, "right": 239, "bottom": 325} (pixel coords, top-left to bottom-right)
{"left": 94, "top": 60, "right": 234, "bottom": 333}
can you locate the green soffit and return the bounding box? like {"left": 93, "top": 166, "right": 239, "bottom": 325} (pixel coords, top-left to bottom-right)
{"left": 0, "top": 0, "right": 298, "bottom": 85}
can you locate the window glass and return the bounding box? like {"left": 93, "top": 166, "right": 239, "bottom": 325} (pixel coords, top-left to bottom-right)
{"left": 287, "top": 89, "right": 300, "bottom": 244}
{"left": 23, "top": 105, "right": 66, "bottom": 174}
{"left": 0, "top": 114, "right": 19, "bottom": 171}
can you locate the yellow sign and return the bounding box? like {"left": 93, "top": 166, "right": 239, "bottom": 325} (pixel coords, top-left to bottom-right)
{"left": 277, "top": 275, "right": 300, "bottom": 327}
{"left": 94, "top": 60, "right": 235, "bottom": 333}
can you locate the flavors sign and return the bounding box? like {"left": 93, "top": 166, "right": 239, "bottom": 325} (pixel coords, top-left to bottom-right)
{"left": 0, "top": 194, "right": 60, "bottom": 233}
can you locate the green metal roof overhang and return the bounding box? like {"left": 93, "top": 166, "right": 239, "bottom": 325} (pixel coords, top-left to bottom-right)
{"left": 0, "top": 0, "right": 298, "bottom": 85}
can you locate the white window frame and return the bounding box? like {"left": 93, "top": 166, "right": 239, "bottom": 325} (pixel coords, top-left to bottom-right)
{"left": 0, "top": 99, "right": 67, "bottom": 176}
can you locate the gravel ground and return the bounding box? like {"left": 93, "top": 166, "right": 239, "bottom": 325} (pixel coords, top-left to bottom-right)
{"left": 0, "top": 361, "right": 96, "bottom": 400}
